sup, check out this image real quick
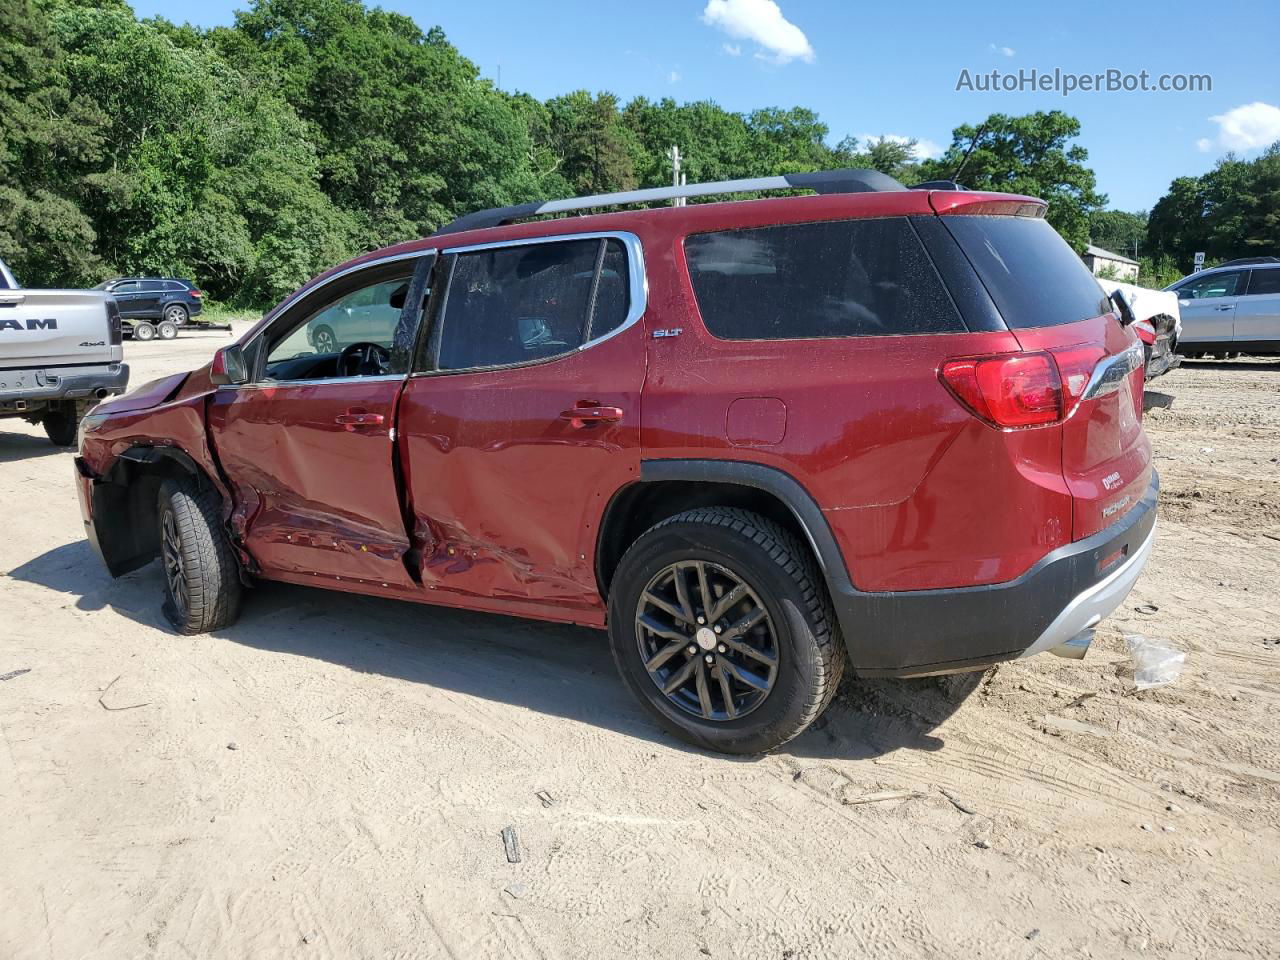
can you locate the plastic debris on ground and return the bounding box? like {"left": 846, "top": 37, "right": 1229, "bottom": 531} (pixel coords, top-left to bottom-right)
{"left": 1125, "top": 635, "right": 1185, "bottom": 690}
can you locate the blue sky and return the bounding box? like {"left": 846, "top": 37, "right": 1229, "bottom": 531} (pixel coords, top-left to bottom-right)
{"left": 134, "top": 0, "right": 1280, "bottom": 212}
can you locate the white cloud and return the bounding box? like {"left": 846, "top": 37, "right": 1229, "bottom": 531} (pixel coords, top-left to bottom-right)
{"left": 702, "top": 0, "right": 814, "bottom": 65}
{"left": 857, "top": 133, "right": 945, "bottom": 161}
{"left": 668, "top": 70, "right": 681, "bottom": 84}
{"left": 1201, "top": 102, "right": 1280, "bottom": 153}
{"left": 722, "top": 42, "right": 742, "bottom": 56}
{"left": 989, "top": 42, "right": 1015, "bottom": 57}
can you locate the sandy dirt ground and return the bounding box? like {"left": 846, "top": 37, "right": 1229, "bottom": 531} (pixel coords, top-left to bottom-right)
{"left": 1, "top": 329, "right": 1278, "bottom": 959}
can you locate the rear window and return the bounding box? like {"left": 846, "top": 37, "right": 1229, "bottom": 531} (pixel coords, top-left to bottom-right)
{"left": 684, "top": 218, "right": 965, "bottom": 340}
{"left": 943, "top": 216, "right": 1110, "bottom": 328}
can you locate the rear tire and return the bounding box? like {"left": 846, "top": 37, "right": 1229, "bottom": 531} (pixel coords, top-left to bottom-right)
{"left": 164, "top": 304, "right": 189, "bottom": 326}
{"left": 158, "top": 477, "right": 242, "bottom": 634}
{"left": 157, "top": 320, "right": 179, "bottom": 340}
{"left": 134, "top": 321, "right": 156, "bottom": 341}
{"left": 42, "top": 407, "right": 78, "bottom": 446}
{"left": 607, "top": 507, "right": 845, "bottom": 755}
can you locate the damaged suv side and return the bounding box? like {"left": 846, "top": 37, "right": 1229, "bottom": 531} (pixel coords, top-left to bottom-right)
{"left": 76, "top": 169, "right": 1156, "bottom": 754}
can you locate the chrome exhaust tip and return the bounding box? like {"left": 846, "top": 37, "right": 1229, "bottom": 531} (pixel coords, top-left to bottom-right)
{"left": 1050, "top": 628, "right": 1094, "bottom": 660}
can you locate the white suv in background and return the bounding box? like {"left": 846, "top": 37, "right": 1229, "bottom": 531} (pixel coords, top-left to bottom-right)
{"left": 1167, "top": 258, "right": 1280, "bottom": 356}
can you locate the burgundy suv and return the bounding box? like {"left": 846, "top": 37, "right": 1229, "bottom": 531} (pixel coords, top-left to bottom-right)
{"left": 75, "top": 169, "right": 1155, "bottom": 754}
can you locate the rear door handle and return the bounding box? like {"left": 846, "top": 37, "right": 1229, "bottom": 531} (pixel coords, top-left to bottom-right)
{"left": 1215, "top": 305, "right": 1234, "bottom": 311}
{"left": 559, "top": 404, "right": 624, "bottom": 427}
{"left": 335, "top": 411, "right": 385, "bottom": 430}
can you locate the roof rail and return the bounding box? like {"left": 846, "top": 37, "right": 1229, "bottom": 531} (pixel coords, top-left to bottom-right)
{"left": 436, "top": 168, "right": 908, "bottom": 235}
{"left": 1219, "top": 256, "right": 1280, "bottom": 267}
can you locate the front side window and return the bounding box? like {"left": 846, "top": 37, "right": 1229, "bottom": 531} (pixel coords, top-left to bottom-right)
{"left": 1176, "top": 271, "right": 1245, "bottom": 300}
{"left": 264, "top": 273, "right": 414, "bottom": 381}
{"left": 684, "top": 218, "right": 965, "bottom": 340}
{"left": 434, "top": 237, "right": 631, "bottom": 371}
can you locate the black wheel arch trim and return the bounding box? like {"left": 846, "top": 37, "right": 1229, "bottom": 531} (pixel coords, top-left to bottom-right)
{"left": 634, "top": 459, "right": 853, "bottom": 589}
{"left": 86, "top": 444, "right": 222, "bottom": 578}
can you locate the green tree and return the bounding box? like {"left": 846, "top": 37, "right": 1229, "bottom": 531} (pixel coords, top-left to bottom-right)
{"left": 0, "top": 0, "right": 108, "bottom": 285}
{"left": 1088, "top": 209, "right": 1147, "bottom": 259}
{"left": 1147, "top": 145, "right": 1280, "bottom": 271}
{"left": 544, "top": 91, "right": 636, "bottom": 196}
{"left": 228, "top": 0, "right": 539, "bottom": 243}
{"left": 919, "top": 111, "right": 1107, "bottom": 251}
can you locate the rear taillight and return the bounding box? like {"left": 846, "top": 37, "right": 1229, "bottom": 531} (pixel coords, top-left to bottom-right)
{"left": 941, "top": 352, "right": 1063, "bottom": 428}
{"left": 189, "top": 289, "right": 203, "bottom": 298}
{"left": 942, "top": 345, "right": 1121, "bottom": 429}
{"left": 1048, "top": 344, "right": 1107, "bottom": 410}
{"left": 106, "top": 298, "right": 123, "bottom": 345}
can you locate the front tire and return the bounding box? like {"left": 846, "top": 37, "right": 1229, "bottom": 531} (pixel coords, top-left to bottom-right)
{"left": 607, "top": 507, "right": 845, "bottom": 755}
{"left": 312, "top": 325, "right": 337, "bottom": 354}
{"left": 158, "top": 478, "right": 242, "bottom": 634}
{"left": 134, "top": 321, "right": 156, "bottom": 341}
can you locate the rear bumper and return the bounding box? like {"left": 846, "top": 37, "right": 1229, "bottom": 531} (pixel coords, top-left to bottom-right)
{"left": 833, "top": 471, "right": 1158, "bottom": 677}
{"left": 0, "top": 363, "right": 130, "bottom": 410}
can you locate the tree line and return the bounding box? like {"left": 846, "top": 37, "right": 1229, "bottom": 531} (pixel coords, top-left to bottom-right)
{"left": 1090, "top": 147, "right": 1280, "bottom": 287}
{"left": 1, "top": 0, "right": 1272, "bottom": 304}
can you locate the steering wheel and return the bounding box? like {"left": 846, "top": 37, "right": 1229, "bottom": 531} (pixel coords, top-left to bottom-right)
{"left": 337, "top": 342, "right": 392, "bottom": 378}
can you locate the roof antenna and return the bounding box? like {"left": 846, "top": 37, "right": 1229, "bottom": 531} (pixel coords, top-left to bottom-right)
{"left": 949, "top": 121, "right": 988, "bottom": 184}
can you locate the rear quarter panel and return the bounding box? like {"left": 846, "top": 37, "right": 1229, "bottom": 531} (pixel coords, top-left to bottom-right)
{"left": 637, "top": 219, "right": 1075, "bottom": 591}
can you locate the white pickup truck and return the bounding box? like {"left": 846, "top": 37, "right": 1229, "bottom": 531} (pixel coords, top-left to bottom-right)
{"left": 0, "top": 258, "right": 130, "bottom": 445}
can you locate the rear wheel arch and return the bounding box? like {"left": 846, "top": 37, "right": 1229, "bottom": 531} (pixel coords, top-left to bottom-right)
{"left": 594, "top": 460, "right": 852, "bottom": 598}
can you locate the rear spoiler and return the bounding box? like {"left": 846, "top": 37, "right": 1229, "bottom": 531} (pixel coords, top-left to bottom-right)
{"left": 928, "top": 191, "right": 1047, "bottom": 218}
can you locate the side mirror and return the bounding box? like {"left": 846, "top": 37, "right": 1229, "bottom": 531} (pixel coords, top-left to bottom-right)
{"left": 1109, "top": 288, "right": 1136, "bottom": 327}
{"left": 210, "top": 344, "right": 249, "bottom": 386}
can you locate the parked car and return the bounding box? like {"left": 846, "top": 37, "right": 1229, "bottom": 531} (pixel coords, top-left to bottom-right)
{"left": 304, "top": 279, "right": 406, "bottom": 354}
{"left": 94, "top": 277, "right": 204, "bottom": 340}
{"left": 0, "top": 257, "right": 130, "bottom": 445}
{"left": 1165, "top": 257, "right": 1280, "bottom": 356}
{"left": 74, "top": 170, "right": 1155, "bottom": 754}
{"left": 1101, "top": 279, "right": 1181, "bottom": 379}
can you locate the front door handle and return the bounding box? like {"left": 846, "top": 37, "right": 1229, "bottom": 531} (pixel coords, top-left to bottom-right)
{"left": 1215, "top": 305, "right": 1234, "bottom": 311}
{"left": 335, "top": 411, "right": 385, "bottom": 430}
{"left": 559, "top": 404, "right": 624, "bottom": 428}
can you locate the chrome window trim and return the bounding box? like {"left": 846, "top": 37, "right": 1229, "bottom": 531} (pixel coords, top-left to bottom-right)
{"left": 420, "top": 230, "right": 648, "bottom": 376}
{"left": 261, "top": 249, "right": 435, "bottom": 326}
{"left": 225, "top": 373, "right": 407, "bottom": 392}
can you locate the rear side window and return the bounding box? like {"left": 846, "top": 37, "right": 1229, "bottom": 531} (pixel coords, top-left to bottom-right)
{"left": 142, "top": 280, "right": 167, "bottom": 291}
{"left": 943, "top": 216, "right": 1110, "bottom": 328}
{"left": 684, "top": 218, "right": 964, "bottom": 340}
{"left": 435, "top": 237, "right": 630, "bottom": 371}
{"left": 1247, "top": 269, "right": 1280, "bottom": 296}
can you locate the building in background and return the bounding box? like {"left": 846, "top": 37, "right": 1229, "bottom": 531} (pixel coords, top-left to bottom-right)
{"left": 1083, "top": 245, "right": 1139, "bottom": 281}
